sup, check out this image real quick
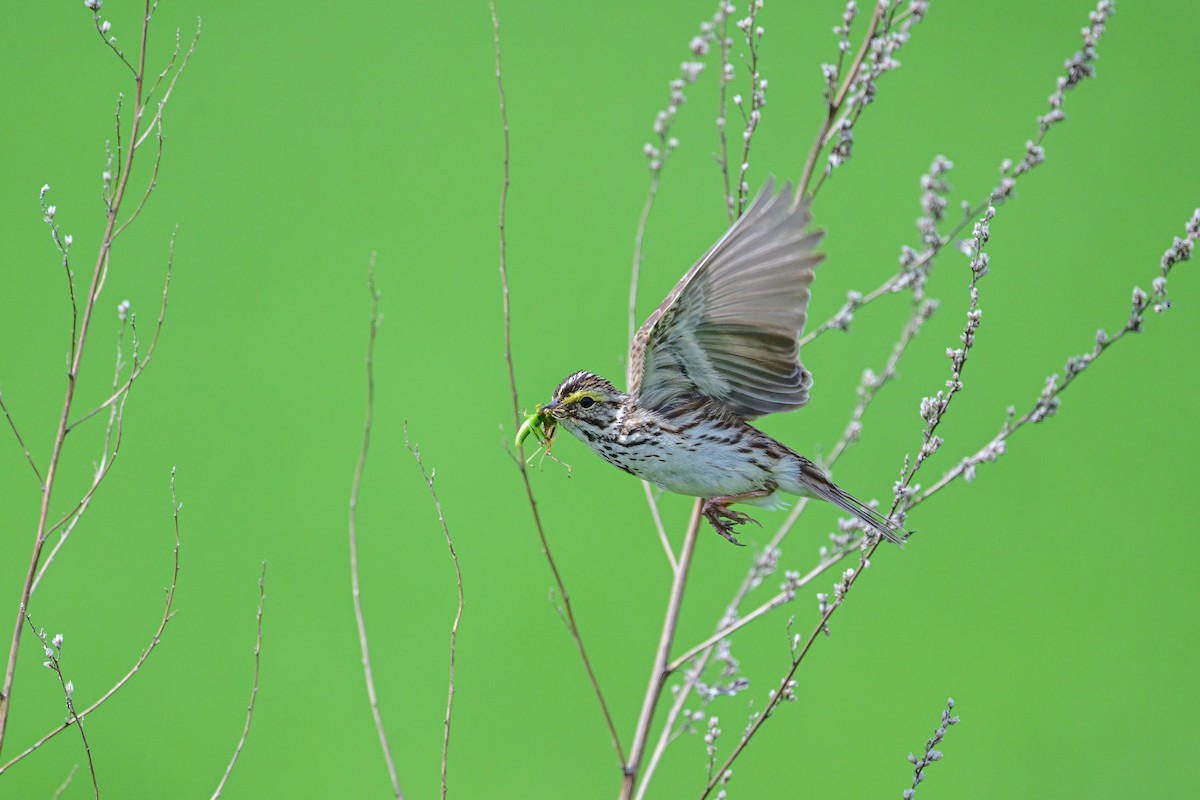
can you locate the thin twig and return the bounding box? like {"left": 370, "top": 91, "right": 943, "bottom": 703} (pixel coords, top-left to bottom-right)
{"left": 0, "top": 392, "right": 43, "bottom": 489}
{"left": 107, "top": 95, "right": 125, "bottom": 213}
{"left": 667, "top": 547, "right": 849, "bottom": 673}
{"left": 144, "top": 25, "right": 184, "bottom": 101}
{"left": 67, "top": 234, "right": 173, "bottom": 433}
{"left": 492, "top": 0, "right": 516, "bottom": 424}
{"left": 634, "top": 639, "right": 714, "bottom": 800}
{"left": 36, "top": 290, "right": 136, "bottom": 595}
{"left": 628, "top": 177, "right": 661, "bottom": 360}
{"left": 23, "top": 615, "right": 98, "bottom": 798}
{"left": 404, "top": 427, "right": 464, "bottom": 800}
{"left": 112, "top": 117, "right": 165, "bottom": 240}
{"left": 51, "top": 763, "right": 79, "bottom": 800}
{"left": 797, "top": 2, "right": 881, "bottom": 200}
{"left": 347, "top": 259, "right": 404, "bottom": 799}
{"left": 733, "top": 2, "right": 766, "bottom": 216}
{"left": 620, "top": 500, "right": 703, "bottom": 800}
{"left": 33, "top": 236, "right": 175, "bottom": 597}
{"left": 804, "top": 0, "right": 1113, "bottom": 347}
{"left": 806, "top": 2, "right": 924, "bottom": 200}
{"left": 702, "top": 551, "right": 882, "bottom": 799}
{"left": 87, "top": 6, "right": 136, "bottom": 77}
{"left": 0, "top": 0, "right": 158, "bottom": 752}
{"left": 628, "top": 178, "right": 673, "bottom": 566}
{"left": 905, "top": 698, "right": 960, "bottom": 798}
{"left": 642, "top": 482, "right": 677, "bottom": 572}
{"left": 715, "top": 8, "right": 734, "bottom": 223}
{"left": 133, "top": 19, "right": 202, "bottom": 152}
{"left": 914, "top": 211, "right": 1195, "bottom": 506}
{"left": 0, "top": 467, "right": 181, "bottom": 776}
{"left": 38, "top": 184, "right": 80, "bottom": 364}
{"left": 892, "top": 206, "right": 992, "bottom": 510}
{"left": 629, "top": 175, "right": 672, "bottom": 566}
{"left": 113, "top": 18, "right": 200, "bottom": 242}
{"left": 210, "top": 561, "right": 266, "bottom": 800}
{"left": 492, "top": 0, "right": 626, "bottom": 765}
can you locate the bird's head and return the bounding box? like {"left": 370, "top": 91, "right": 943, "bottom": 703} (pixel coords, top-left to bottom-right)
{"left": 515, "top": 371, "right": 625, "bottom": 451}
{"left": 542, "top": 371, "right": 624, "bottom": 424}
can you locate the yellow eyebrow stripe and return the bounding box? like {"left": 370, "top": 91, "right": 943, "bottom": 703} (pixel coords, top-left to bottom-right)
{"left": 565, "top": 390, "right": 604, "bottom": 404}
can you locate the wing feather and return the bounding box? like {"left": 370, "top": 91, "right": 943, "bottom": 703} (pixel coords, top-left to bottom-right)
{"left": 628, "top": 179, "right": 823, "bottom": 419}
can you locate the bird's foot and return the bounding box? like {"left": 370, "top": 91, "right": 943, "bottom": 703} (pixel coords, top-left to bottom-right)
{"left": 701, "top": 499, "right": 760, "bottom": 546}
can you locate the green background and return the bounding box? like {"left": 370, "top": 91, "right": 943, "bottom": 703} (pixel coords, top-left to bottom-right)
{"left": 1, "top": 1, "right": 1196, "bottom": 797}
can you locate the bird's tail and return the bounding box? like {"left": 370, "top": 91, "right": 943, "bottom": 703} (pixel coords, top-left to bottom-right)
{"left": 782, "top": 457, "right": 907, "bottom": 545}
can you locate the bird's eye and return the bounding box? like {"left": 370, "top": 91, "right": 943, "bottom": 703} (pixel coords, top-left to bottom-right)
{"left": 578, "top": 396, "right": 596, "bottom": 409}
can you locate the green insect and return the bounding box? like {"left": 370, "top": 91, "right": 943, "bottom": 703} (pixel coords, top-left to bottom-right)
{"left": 515, "top": 405, "right": 557, "bottom": 450}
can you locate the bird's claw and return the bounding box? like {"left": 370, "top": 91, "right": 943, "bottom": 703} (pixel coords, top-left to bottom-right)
{"left": 702, "top": 501, "right": 759, "bottom": 546}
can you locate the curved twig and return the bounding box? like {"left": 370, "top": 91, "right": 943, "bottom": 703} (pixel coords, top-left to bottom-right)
{"left": 347, "top": 260, "right": 404, "bottom": 798}
{"left": 210, "top": 562, "right": 266, "bottom": 799}
{"left": 491, "top": 0, "right": 625, "bottom": 765}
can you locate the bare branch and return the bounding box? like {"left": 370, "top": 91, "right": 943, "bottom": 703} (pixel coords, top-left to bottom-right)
{"left": 700, "top": 543, "right": 881, "bottom": 799}
{"left": 798, "top": 2, "right": 881, "bottom": 199}
{"left": 492, "top": 0, "right": 516, "bottom": 429}
{"left": 914, "top": 206, "right": 1197, "bottom": 506}
{"left": 134, "top": 18, "right": 202, "bottom": 151}
{"left": 493, "top": 0, "right": 626, "bottom": 766}
{"left": 629, "top": 3, "right": 732, "bottom": 353}
{"left": 620, "top": 501, "right": 703, "bottom": 799}
{"left": 22, "top": 616, "right": 98, "bottom": 799}
{"left": 731, "top": 2, "right": 766, "bottom": 216}
{"left": 210, "top": 562, "right": 267, "bottom": 799}
{"left": 904, "top": 698, "right": 960, "bottom": 799}
{"left": 51, "top": 764, "right": 79, "bottom": 800}
{"left": 892, "top": 205, "right": 993, "bottom": 515}
{"left": 0, "top": 391, "right": 43, "bottom": 489}
{"left": 33, "top": 239, "right": 175, "bottom": 597}
{"left": 86, "top": 2, "right": 136, "bottom": 77}
{"left": 67, "top": 233, "right": 173, "bottom": 433}
{"left": 628, "top": 178, "right": 662, "bottom": 366}
{"left": 404, "top": 427, "right": 464, "bottom": 800}
{"left": 347, "top": 258, "right": 404, "bottom": 799}
{"left": 0, "top": 0, "right": 167, "bottom": 750}
{"left": 0, "top": 468, "right": 181, "bottom": 775}
{"left": 643, "top": 482, "right": 677, "bottom": 572}
{"left": 38, "top": 185, "right": 80, "bottom": 362}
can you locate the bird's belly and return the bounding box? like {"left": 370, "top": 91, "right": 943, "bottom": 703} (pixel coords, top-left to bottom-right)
{"left": 595, "top": 428, "right": 780, "bottom": 501}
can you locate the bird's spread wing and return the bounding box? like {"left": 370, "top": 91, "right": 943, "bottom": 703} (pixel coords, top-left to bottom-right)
{"left": 628, "top": 179, "right": 823, "bottom": 420}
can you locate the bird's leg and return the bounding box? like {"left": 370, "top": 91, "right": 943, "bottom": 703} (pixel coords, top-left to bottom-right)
{"left": 701, "top": 488, "right": 775, "bottom": 546}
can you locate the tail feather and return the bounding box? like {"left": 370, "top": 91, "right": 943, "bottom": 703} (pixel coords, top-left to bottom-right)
{"left": 785, "top": 460, "right": 907, "bottom": 545}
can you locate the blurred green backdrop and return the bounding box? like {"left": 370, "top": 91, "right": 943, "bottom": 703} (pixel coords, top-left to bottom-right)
{"left": 1, "top": 1, "right": 1196, "bottom": 797}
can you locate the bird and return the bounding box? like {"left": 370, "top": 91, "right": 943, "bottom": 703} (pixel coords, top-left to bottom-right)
{"left": 517, "top": 179, "right": 906, "bottom": 546}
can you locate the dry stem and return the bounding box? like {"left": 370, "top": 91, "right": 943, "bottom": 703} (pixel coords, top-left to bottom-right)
{"left": 210, "top": 562, "right": 267, "bottom": 799}
{"left": 404, "top": 427, "right": 465, "bottom": 800}
{"left": 491, "top": 0, "right": 626, "bottom": 765}
{"left": 620, "top": 501, "right": 703, "bottom": 799}
{"left": 0, "top": 0, "right": 195, "bottom": 752}
{"left": 0, "top": 468, "right": 182, "bottom": 776}
{"left": 347, "top": 259, "right": 404, "bottom": 798}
